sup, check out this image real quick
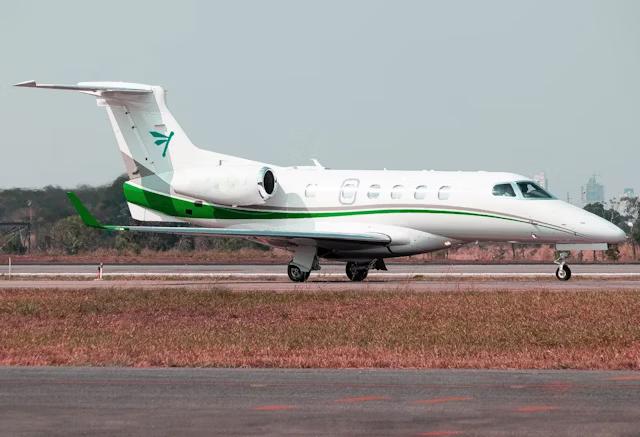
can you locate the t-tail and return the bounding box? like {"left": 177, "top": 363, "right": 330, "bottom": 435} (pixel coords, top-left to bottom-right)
{"left": 14, "top": 80, "right": 261, "bottom": 222}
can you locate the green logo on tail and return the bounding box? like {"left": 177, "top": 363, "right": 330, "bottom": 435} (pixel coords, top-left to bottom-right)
{"left": 149, "top": 131, "right": 174, "bottom": 157}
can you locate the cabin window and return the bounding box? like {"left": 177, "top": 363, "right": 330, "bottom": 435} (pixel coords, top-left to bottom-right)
{"left": 339, "top": 179, "right": 359, "bottom": 204}
{"left": 492, "top": 183, "right": 516, "bottom": 197}
{"left": 305, "top": 184, "right": 317, "bottom": 198}
{"left": 438, "top": 186, "right": 451, "bottom": 200}
{"left": 367, "top": 184, "right": 381, "bottom": 199}
{"left": 414, "top": 185, "right": 428, "bottom": 200}
{"left": 391, "top": 185, "right": 404, "bottom": 200}
{"left": 517, "top": 181, "right": 552, "bottom": 199}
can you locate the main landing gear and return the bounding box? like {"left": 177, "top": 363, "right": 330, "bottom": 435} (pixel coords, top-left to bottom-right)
{"left": 346, "top": 262, "right": 368, "bottom": 282}
{"left": 345, "top": 259, "right": 387, "bottom": 282}
{"left": 287, "top": 264, "right": 310, "bottom": 282}
{"left": 554, "top": 251, "right": 572, "bottom": 281}
{"left": 287, "top": 246, "right": 318, "bottom": 283}
{"left": 285, "top": 247, "right": 388, "bottom": 283}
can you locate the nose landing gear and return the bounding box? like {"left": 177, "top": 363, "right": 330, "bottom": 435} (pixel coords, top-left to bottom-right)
{"left": 554, "top": 251, "right": 572, "bottom": 281}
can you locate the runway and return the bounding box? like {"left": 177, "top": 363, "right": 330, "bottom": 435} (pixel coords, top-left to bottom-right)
{"left": 2, "top": 278, "right": 640, "bottom": 292}
{"left": 1, "top": 367, "right": 638, "bottom": 436}
{"left": 1, "top": 264, "right": 639, "bottom": 291}
{"left": 2, "top": 263, "right": 640, "bottom": 275}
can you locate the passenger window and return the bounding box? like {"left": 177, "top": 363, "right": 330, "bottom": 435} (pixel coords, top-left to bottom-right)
{"left": 305, "top": 184, "right": 317, "bottom": 198}
{"left": 339, "top": 179, "right": 359, "bottom": 204}
{"left": 438, "top": 186, "right": 451, "bottom": 200}
{"left": 492, "top": 183, "right": 516, "bottom": 197}
{"left": 391, "top": 185, "right": 404, "bottom": 200}
{"left": 367, "top": 184, "right": 381, "bottom": 199}
{"left": 414, "top": 185, "right": 428, "bottom": 200}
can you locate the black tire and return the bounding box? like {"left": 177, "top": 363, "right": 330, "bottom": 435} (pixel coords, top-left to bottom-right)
{"left": 288, "top": 264, "right": 309, "bottom": 282}
{"left": 555, "top": 265, "right": 571, "bottom": 281}
{"left": 346, "top": 262, "right": 369, "bottom": 282}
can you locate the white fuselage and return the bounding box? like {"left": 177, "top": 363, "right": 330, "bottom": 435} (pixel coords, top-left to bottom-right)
{"left": 132, "top": 165, "right": 625, "bottom": 260}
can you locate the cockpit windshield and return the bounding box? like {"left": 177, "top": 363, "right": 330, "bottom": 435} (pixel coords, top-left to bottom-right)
{"left": 492, "top": 183, "right": 516, "bottom": 197}
{"left": 517, "top": 181, "right": 552, "bottom": 199}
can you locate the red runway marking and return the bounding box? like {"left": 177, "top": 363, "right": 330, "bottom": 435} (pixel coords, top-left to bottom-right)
{"left": 542, "top": 382, "right": 572, "bottom": 392}
{"left": 608, "top": 375, "right": 640, "bottom": 381}
{"left": 414, "top": 396, "right": 472, "bottom": 405}
{"left": 418, "top": 431, "right": 463, "bottom": 436}
{"left": 253, "top": 404, "right": 296, "bottom": 411}
{"left": 335, "top": 395, "right": 390, "bottom": 403}
{"left": 515, "top": 405, "right": 557, "bottom": 413}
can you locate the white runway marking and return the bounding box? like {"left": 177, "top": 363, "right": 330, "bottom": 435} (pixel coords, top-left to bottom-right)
{"left": 2, "top": 272, "right": 640, "bottom": 279}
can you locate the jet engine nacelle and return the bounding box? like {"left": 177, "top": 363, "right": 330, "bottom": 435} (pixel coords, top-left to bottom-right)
{"left": 172, "top": 165, "right": 277, "bottom": 206}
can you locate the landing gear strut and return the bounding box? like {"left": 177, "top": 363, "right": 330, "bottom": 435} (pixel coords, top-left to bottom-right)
{"left": 554, "top": 251, "right": 572, "bottom": 281}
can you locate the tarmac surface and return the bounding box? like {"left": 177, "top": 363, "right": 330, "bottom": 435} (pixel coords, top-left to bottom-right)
{"left": 1, "top": 367, "right": 639, "bottom": 436}
{"left": 1, "top": 278, "right": 640, "bottom": 292}
{"left": 1, "top": 264, "right": 639, "bottom": 292}
{"left": 2, "top": 263, "right": 640, "bottom": 275}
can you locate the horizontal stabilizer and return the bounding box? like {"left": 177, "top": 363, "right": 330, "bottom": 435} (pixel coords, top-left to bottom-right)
{"left": 14, "top": 80, "right": 152, "bottom": 94}
{"left": 67, "top": 192, "right": 391, "bottom": 245}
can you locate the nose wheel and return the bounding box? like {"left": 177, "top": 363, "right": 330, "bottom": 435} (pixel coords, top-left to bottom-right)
{"left": 554, "top": 251, "right": 572, "bottom": 281}
{"left": 555, "top": 264, "right": 571, "bottom": 281}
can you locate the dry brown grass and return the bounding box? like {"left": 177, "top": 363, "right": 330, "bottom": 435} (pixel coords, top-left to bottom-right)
{"left": 0, "top": 287, "right": 639, "bottom": 369}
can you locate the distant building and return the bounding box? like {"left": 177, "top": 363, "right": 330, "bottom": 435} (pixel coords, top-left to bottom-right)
{"left": 622, "top": 187, "right": 635, "bottom": 199}
{"left": 581, "top": 174, "right": 604, "bottom": 205}
{"left": 532, "top": 172, "right": 548, "bottom": 190}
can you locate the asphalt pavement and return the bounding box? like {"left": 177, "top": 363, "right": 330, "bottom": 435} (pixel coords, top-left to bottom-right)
{"left": 0, "top": 367, "right": 638, "bottom": 436}
{"left": 2, "top": 263, "right": 640, "bottom": 275}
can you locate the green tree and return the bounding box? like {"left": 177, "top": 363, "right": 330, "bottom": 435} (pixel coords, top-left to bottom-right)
{"left": 1, "top": 233, "right": 26, "bottom": 254}
{"left": 50, "top": 216, "right": 100, "bottom": 254}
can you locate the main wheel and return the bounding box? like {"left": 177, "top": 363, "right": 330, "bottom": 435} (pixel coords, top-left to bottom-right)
{"left": 288, "top": 264, "right": 310, "bottom": 282}
{"left": 346, "top": 262, "right": 369, "bottom": 282}
{"left": 555, "top": 265, "right": 571, "bottom": 281}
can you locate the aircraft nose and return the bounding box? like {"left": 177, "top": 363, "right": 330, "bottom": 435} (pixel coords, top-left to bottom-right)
{"left": 590, "top": 217, "right": 627, "bottom": 243}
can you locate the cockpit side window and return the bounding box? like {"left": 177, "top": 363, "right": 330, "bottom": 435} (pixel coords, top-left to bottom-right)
{"left": 517, "top": 181, "right": 552, "bottom": 199}
{"left": 492, "top": 183, "right": 516, "bottom": 197}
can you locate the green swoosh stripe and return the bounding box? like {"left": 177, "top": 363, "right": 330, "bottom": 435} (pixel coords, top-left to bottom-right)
{"left": 123, "top": 182, "right": 527, "bottom": 223}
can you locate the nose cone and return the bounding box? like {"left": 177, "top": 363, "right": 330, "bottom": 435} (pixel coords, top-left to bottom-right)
{"left": 586, "top": 215, "right": 627, "bottom": 244}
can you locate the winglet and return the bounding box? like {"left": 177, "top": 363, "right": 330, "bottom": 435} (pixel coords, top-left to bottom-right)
{"left": 66, "top": 192, "right": 104, "bottom": 229}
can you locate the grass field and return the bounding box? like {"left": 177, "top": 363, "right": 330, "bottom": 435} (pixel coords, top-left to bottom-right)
{"left": 0, "top": 287, "right": 638, "bottom": 369}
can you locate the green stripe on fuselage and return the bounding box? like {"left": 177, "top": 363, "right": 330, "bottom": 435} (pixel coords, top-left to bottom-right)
{"left": 123, "top": 182, "right": 527, "bottom": 224}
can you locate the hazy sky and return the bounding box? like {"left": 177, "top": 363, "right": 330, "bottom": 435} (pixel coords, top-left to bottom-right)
{"left": 2, "top": 0, "right": 639, "bottom": 202}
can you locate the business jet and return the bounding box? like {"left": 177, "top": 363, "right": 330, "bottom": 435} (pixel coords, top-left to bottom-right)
{"left": 15, "top": 80, "right": 626, "bottom": 282}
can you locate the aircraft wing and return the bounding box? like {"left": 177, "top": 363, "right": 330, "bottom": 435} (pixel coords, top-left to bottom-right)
{"left": 67, "top": 193, "right": 391, "bottom": 246}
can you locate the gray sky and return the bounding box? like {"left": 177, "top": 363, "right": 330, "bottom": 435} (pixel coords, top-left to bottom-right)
{"left": 2, "top": 0, "right": 639, "bottom": 202}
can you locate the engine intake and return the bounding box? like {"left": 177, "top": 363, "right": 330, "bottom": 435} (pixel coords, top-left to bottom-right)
{"left": 172, "top": 165, "right": 278, "bottom": 206}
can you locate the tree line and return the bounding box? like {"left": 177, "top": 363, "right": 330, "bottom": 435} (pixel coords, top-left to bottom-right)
{"left": 0, "top": 175, "right": 264, "bottom": 254}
